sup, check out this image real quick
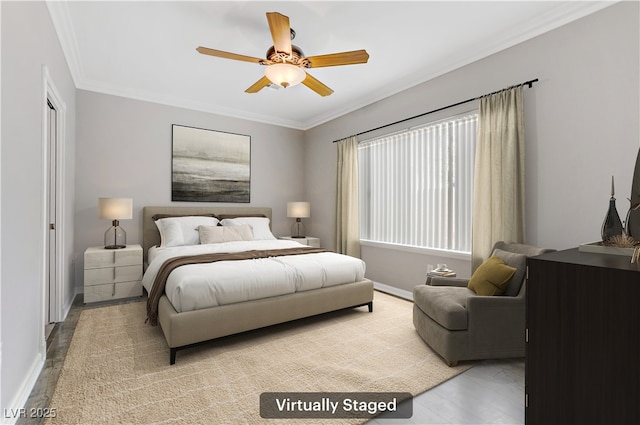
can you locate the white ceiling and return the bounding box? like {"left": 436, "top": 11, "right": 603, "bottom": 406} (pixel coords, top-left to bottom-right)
{"left": 47, "top": 1, "right": 614, "bottom": 130}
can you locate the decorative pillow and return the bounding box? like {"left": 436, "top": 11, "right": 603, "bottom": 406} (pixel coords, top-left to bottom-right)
{"left": 492, "top": 248, "right": 527, "bottom": 296}
{"left": 197, "top": 224, "right": 254, "bottom": 244}
{"left": 152, "top": 213, "right": 218, "bottom": 221}
{"left": 220, "top": 217, "right": 276, "bottom": 240}
{"left": 155, "top": 216, "right": 220, "bottom": 247}
{"left": 216, "top": 214, "right": 266, "bottom": 220}
{"left": 467, "top": 255, "right": 517, "bottom": 296}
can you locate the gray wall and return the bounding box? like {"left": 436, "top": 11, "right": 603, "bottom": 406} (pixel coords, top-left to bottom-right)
{"left": 74, "top": 90, "right": 305, "bottom": 291}
{"left": 1, "top": 1, "right": 76, "bottom": 415}
{"left": 304, "top": 2, "right": 640, "bottom": 293}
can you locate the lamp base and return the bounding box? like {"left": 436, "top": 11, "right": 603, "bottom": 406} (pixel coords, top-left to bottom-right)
{"left": 291, "top": 219, "right": 306, "bottom": 238}
{"left": 104, "top": 221, "right": 127, "bottom": 250}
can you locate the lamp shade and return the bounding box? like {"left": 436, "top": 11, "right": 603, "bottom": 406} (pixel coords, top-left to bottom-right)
{"left": 265, "top": 64, "right": 306, "bottom": 88}
{"left": 287, "top": 202, "right": 310, "bottom": 218}
{"left": 98, "top": 198, "right": 133, "bottom": 220}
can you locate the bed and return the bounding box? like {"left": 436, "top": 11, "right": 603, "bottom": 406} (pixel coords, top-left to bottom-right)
{"left": 142, "top": 206, "right": 374, "bottom": 364}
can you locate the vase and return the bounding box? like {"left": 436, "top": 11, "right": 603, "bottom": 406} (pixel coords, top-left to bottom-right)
{"left": 601, "top": 176, "right": 623, "bottom": 242}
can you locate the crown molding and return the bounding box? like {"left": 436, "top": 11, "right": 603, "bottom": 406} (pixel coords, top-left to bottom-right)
{"left": 297, "top": 1, "right": 619, "bottom": 130}
{"left": 46, "top": 1, "right": 84, "bottom": 87}
{"left": 47, "top": 1, "right": 618, "bottom": 131}
{"left": 76, "top": 78, "right": 308, "bottom": 130}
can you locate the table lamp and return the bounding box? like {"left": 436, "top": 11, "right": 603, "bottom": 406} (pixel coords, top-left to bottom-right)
{"left": 287, "top": 201, "right": 310, "bottom": 238}
{"left": 98, "top": 197, "right": 132, "bottom": 249}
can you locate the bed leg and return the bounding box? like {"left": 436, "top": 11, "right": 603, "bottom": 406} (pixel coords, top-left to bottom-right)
{"left": 170, "top": 348, "right": 177, "bottom": 365}
{"left": 368, "top": 302, "right": 373, "bottom": 313}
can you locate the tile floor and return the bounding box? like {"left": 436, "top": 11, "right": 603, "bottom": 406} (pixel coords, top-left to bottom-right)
{"left": 19, "top": 295, "right": 525, "bottom": 425}
{"left": 17, "top": 296, "right": 83, "bottom": 425}
{"left": 368, "top": 359, "right": 524, "bottom": 424}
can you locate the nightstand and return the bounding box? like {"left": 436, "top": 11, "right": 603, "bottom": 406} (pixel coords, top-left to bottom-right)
{"left": 84, "top": 244, "right": 143, "bottom": 303}
{"left": 279, "top": 236, "right": 320, "bottom": 248}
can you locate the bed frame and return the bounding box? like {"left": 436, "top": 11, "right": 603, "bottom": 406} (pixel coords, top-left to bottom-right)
{"left": 143, "top": 206, "right": 374, "bottom": 364}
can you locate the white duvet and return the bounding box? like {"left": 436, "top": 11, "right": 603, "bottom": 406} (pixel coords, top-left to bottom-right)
{"left": 142, "top": 240, "right": 366, "bottom": 313}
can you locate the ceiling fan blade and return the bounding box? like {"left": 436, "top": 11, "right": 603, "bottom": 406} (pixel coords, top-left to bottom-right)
{"left": 266, "top": 12, "right": 292, "bottom": 55}
{"left": 245, "top": 76, "right": 272, "bottom": 93}
{"left": 196, "top": 46, "right": 264, "bottom": 64}
{"left": 305, "top": 49, "right": 370, "bottom": 68}
{"left": 302, "top": 72, "right": 334, "bottom": 97}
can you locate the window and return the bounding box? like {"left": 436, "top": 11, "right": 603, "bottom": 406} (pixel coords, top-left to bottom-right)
{"left": 358, "top": 112, "right": 478, "bottom": 254}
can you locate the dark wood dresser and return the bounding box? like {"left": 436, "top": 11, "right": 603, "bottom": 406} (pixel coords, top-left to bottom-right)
{"left": 526, "top": 248, "right": 640, "bottom": 425}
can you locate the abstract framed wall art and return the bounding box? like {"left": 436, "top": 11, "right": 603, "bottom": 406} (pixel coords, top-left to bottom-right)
{"left": 172, "top": 124, "right": 251, "bottom": 202}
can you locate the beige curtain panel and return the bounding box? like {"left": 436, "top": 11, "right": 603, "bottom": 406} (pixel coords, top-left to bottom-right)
{"left": 472, "top": 86, "right": 526, "bottom": 270}
{"left": 335, "top": 136, "right": 361, "bottom": 258}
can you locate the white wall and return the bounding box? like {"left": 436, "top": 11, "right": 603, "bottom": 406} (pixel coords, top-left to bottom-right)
{"left": 304, "top": 2, "right": 640, "bottom": 293}
{"left": 74, "top": 90, "right": 306, "bottom": 291}
{"left": 1, "top": 1, "right": 76, "bottom": 416}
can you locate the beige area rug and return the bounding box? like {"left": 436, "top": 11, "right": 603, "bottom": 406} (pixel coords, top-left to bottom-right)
{"left": 46, "top": 291, "right": 471, "bottom": 424}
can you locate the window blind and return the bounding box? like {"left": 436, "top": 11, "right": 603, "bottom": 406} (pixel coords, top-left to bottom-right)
{"left": 358, "top": 112, "right": 478, "bottom": 253}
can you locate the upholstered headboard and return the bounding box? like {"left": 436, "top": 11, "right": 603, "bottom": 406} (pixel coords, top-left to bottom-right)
{"left": 142, "top": 206, "right": 272, "bottom": 264}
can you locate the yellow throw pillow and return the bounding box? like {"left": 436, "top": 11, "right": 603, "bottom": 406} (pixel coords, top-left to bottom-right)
{"left": 468, "top": 255, "right": 517, "bottom": 296}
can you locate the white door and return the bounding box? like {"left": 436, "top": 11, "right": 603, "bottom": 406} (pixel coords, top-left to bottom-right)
{"left": 46, "top": 99, "right": 57, "bottom": 325}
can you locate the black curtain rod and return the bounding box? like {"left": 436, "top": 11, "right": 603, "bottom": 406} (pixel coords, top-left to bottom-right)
{"left": 332, "top": 78, "right": 539, "bottom": 143}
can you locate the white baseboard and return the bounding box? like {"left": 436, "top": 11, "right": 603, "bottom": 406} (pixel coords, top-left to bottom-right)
{"left": 373, "top": 281, "right": 413, "bottom": 301}
{"left": 61, "top": 288, "right": 78, "bottom": 322}
{"left": 2, "top": 351, "right": 45, "bottom": 425}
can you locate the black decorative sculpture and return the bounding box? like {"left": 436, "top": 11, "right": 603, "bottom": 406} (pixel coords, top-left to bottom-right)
{"left": 601, "top": 176, "right": 624, "bottom": 242}
{"left": 625, "top": 148, "right": 640, "bottom": 242}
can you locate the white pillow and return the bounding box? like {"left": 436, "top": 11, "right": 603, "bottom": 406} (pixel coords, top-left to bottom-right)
{"left": 155, "top": 216, "right": 220, "bottom": 247}
{"left": 220, "top": 217, "right": 276, "bottom": 240}
{"left": 197, "top": 224, "right": 254, "bottom": 244}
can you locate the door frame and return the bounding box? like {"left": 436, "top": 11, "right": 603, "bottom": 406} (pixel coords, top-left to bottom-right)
{"left": 41, "top": 65, "right": 66, "bottom": 328}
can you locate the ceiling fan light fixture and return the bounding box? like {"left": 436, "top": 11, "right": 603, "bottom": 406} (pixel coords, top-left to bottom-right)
{"left": 264, "top": 63, "right": 305, "bottom": 88}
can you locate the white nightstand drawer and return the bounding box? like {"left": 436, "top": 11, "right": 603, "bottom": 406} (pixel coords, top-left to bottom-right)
{"left": 84, "top": 265, "right": 142, "bottom": 286}
{"left": 279, "top": 236, "right": 320, "bottom": 247}
{"left": 84, "top": 246, "right": 142, "bottom": 269}
{"left": 306, "top": 238, "right": 320, "bottom": 248}
{"left": 84, "top": 244, "right": 143, "bottom": 304}
{"left": 84, "top": 280, "right": 142, "bottom": 303}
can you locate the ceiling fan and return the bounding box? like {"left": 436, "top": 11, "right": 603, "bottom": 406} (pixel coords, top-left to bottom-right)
{"left": 196, "top": 12, "right": 369, "bottom": 96}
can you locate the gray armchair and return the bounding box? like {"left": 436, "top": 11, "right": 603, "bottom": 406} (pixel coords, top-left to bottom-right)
{"left": 412, "top": 241, "right": 554, "bottom": 366}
